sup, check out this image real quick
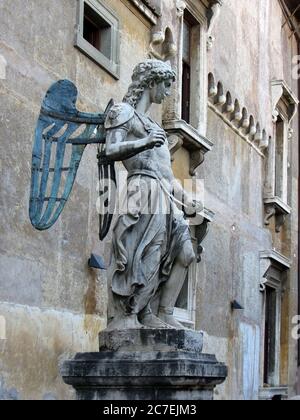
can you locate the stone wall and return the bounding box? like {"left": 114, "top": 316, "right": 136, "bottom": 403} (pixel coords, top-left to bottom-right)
{"left": 200, "top": 0, "right": 299, "bottom": 400}
{"left": 0, "top": 0, "right": 152, "bottom": 400}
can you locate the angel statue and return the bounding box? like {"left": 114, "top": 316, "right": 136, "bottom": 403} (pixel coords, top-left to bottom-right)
{"left": 29, "top": 59, "right": 201, "bottom": 331}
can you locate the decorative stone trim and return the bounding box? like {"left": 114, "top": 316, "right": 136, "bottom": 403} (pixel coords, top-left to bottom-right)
{"left": 271, "top": 79, "right": 299, "bottom": 123}
{"left": 128, "top": 0, "right": 160, "bottom": 25}
{"left": 260, "top": 250, "right": 291, "bottom": 292}
{"left": 207, "top": 0, "right": 223, "bottom": 50}
{"left": 208, "top": 73, "right": 270, "bottom": 155}
{"left": 149, "top": 27, "right": 177, "bottom": 61}
{"left": 259, "top": 386, "right": 288, "bottom": 401}
{"left": 163, "top": 119, "right": 213, "bottom": 175}
{"left": 176, "top": 0, "right": 187, "bottom": 18}
{"left": 264, "top": 196, "right": 292, "bottom": 233}
{"left": 262, "top": 79, "right": 298, "bottom": 232}
{"left": 139, "top": 0, "right": 161, "bottom": 15}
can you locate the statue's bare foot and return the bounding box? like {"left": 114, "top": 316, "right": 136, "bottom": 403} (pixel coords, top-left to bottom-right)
{"left": 158, "top": 312, "right": 187, "bottom": 330}
{"left": 106, "top": 315, "right": 144, "bottom": 331}
{"left": 140, "top": 313, "right": 172, "bottom": 329}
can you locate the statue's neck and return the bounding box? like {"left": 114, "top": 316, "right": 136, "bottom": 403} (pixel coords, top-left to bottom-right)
{"left": 135, "top": 90, "right": 151, "bottom": 115}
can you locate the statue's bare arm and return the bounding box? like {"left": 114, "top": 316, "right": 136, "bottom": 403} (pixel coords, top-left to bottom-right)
{"left": 105, "top": 126, "right": 167, "bottom": 161}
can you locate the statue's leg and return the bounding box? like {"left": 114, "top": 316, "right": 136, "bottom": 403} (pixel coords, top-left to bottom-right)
{"left": 138, "top": 255, "right": 172, "bottom": 330}
{"left": 106, "top": 256, "right": 144, "bottom": 331}
{"left": 158, "top": 240, "right": 195, "bottom": 329}
{"left": 139, "top": 302, "right": 172, "bottom": 329}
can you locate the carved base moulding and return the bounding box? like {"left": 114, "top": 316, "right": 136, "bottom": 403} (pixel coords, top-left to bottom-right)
{"left": 62, "top": 329, "right": 228, "bottom": 401}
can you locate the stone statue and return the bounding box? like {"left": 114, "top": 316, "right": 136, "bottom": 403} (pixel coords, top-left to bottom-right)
{"left": 104, "top": 60, "right": 199, "bottom": 330}
{"left": 29, "top": 59, "right": 228, "bottom": 400}
{"left": 28, "top": 59, "right": 200, "bottom": 332}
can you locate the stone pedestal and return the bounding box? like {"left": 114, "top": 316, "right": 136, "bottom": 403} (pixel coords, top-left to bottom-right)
{"left": 61, "top": 329, "right": 227, "bottom": 401}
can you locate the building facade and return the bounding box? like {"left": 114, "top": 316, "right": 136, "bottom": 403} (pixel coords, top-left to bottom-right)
{"left": 0, "top": 0, "right": 299, "bottom": 400}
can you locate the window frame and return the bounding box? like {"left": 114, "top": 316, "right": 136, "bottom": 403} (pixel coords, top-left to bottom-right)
{"left": 75, "top": 0, "right": 120, "bottom": 79}
{"left": 180, "top": 8, "right": 203, "bottom": 130}
{"left": 174, "top": 228, "right": 198, "bottom": 328}
{"left": 274, "top": 106, "right": 289, "bottom": 205}
{"left": 263, "top": 281, "right": 282, "bottom": 387}
{"left": 260, "top": 251, "right": 291, "bottom": 393}
{"left": 264, "top": 80, "right": 298, "bottom": 231}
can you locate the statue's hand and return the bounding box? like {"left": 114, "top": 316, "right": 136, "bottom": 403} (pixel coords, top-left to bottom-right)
{"left": 184, "top": 196, "right": 203, "bottom": 213}
{"left": 146, "top": 129, "right": 167, "bottom": 149}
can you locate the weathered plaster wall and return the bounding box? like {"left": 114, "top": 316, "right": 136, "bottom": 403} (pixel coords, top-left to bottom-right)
{"left": 0, "top": 0, "right": 151, "bottom": 400}
{"left": 199, "top": 0, "right": 299, "bottom": 400}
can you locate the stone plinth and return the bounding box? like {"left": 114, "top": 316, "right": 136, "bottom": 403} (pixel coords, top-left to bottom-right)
{"left": 61, "top": 329, "right": 227, "bottom": 401}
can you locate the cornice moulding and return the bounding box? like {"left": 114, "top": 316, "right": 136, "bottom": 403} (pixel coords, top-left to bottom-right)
{"left": 163, "top": 119, "right": 213, "bottom": 152}
{"left": 264, "top": 196, "right": 291, "bottom": 215}
{"left": 260, "top": 250, "right": 291, "bottom": 270}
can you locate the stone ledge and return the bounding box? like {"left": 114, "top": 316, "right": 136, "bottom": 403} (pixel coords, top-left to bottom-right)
{"left": 163, "top": 119, "right": 213, "bottom": 175}
{"left": 62, "top": 351, "right": 227, "bottom": 382}
{"left": 164, "top": 119, "right": 213, "bottom": 153}
{"left": 264, "top": 196, "right": 292, "bottom": 233}
{"left": 61, "top": 329, "right": 228, "bottom": 400}
{"left": 62, "top": 351, "right": 228, "bottom": 400}
{"left": 98, "top": 328, "right": 204, "bottom": 353}
{"left": 260, "top": 250, "right": 291, "bottom": 270}
{"left": 264, "top": 196, "right": 291, "bottom": 215}
{"left": 259, "top": 386, "right": 289, "bottom": 400}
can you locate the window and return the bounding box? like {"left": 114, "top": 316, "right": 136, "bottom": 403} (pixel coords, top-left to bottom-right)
{"left": 264, "top": 285, "right": 278, "bottom": 386}
{"left": 264, "top": 80, "right": 298, "bottom": 232}
{"left": 182, "top": 18, "right": 191, "bottom": 123}
{"left": 173, "top": 224, "right": 204, "bottom": 329}
{"left": 75, "top": 0, "right": 120, "bottom": 79}
{"left": 260, "top": 251, "right": 290, "bottom": 398}
{"left": 274, "top": 113, "right": 288, "bottom": 203}
{"left": 176, "top": 273, "right": 189, "bottom": 310}
{"left": 181, "top": 10, "right": 200, "bottom": 127}
{"left": 83, "top": 3, "right": 112, "bottom": 58}
{"left": 174, "top": 259, "right": 197, "bottom": 328}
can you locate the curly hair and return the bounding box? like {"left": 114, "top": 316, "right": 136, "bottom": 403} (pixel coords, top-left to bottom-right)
{"left": 123, "top": 60, "right": 176, "bottom": 108}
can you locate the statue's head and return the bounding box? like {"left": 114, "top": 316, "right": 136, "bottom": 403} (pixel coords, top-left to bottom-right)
{"left": 123, "top": 59, "right": 176, "bottom": 108}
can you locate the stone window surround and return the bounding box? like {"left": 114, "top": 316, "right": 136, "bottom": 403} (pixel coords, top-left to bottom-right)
{"left": 161, "top": 0, "right": 213, "bottom": 175}
{"left": 161, "top": 1, "right": 217, "bottom": 326}
{"left": 174, "top": 208, "right": 214, "bottom": 328}
{"left": 259, "top": 250, "right": 291, "bottom": 390}
{"left": 75, "top": 0, "right": 120, "bottom": 79}
{"left": 174, "top": 242, "right": 197, "bottom": 327}
{"left": 259, "top": 250, "right": 290, "bottom": 293}
{"left": 264, "top": 80, "right": 298, "bottom": 232}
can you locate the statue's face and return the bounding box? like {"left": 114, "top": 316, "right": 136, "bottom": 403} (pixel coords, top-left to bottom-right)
{"left": 149, "top": 78, "right": 173, "bottom": 104}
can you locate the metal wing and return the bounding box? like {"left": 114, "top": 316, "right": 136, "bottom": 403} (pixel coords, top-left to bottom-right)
{"left": 29, "top": 79, "right": 109, "bottom": 231}
{"left": 97, "top": 146, "right": 117, "bottom": 241}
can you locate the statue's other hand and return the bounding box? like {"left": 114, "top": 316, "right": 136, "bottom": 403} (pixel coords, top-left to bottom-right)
{"left": 192, "top": 199, "right": 204, "bottom": 213}
{"left": 184, "top": 196, "right": 204, "bottom": 213}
